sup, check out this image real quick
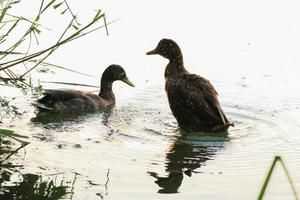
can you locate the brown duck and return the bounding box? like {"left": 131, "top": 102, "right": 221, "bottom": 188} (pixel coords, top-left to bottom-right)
{"left": 34, "top": 64, "right": 134, "bottom": 114}
{"left": 147, "top": 39, "right": 233, "bottom": 132}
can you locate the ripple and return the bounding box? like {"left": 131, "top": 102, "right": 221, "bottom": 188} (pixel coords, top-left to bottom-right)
{"left": 3, "top": 82, "right": 300, "bottom": 199}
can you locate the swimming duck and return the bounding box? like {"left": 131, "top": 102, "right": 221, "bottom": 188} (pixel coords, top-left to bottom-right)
{"left": 147, "top": 39, "right": 233, "bottom": 132}
{"left": 34, "top": 64, "right": 134, "bottom": 114}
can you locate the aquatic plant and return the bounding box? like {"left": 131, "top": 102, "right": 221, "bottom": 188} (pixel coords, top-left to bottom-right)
{"left": 0, "top": 0, "right": 113, "bottom": 90}
{"left": 258, "top": 156, "right": 299, "bottom": 200}
{"left": 0, "top": 128, "right": 28, "bottom": 144}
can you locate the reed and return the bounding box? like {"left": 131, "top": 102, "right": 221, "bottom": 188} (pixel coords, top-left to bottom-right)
{"left": 0, "top": 0, "right": 114, "bottom": 90}
{"left": 0, "top": 128, "right": 28, "bottom": 144}
{"left": 258, "top": 156, "right": 299, "bottom": 200}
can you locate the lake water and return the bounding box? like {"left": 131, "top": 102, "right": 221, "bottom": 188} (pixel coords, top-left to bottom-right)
{"left": 1, "top": 0, "right": 300, "bottom": 199}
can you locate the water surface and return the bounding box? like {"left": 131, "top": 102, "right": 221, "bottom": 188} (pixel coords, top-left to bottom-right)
{"left": 1, "top": 0, "right": 300, "bottom": 199}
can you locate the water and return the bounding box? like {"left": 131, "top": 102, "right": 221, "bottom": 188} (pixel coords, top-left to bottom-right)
{"left": 1, "top": 0, "right": 300, "bottom": 199}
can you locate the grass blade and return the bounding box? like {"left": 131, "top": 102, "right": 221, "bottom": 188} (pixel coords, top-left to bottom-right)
{"left": 41, "top": 0, "right": 56, "bottom": 13}
{"left": 40, "top": 80, "right": 99, "bottom": 88}
{"left": 0, "top": 2, "right": 10, "bottom": 23}
{"left": 0, "top": 51, "right": 23, "bottom": 55}
{"left": 93, "top": 10, "right": 103, "bottom": 21}
{"left": 258, "top": 156, "right": 299, "bottom": 200}
{"left": 28, "top": 60, "right": 97, "bottom": 78}
{"left": 0, "top": 19, "right": 20, "bottom": 42}
{"left": 53, "top": 2, "right": 63, "bottom": 9}
{"left": 0, "top": 128, "right": 29, "bottom": 139}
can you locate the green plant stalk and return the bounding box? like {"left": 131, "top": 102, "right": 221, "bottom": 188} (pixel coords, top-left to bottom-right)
{"left": 0, "top": 65, "right": 13, "bottom": 79}
{"left": 258, "top": 156, "right": 299, "bottom": 200}
{"left": 62, "top": 0, "right": 80, "bottom": 25}
{"left": 0, "top": 0, "right": 111, "bottom": 91}
{"left": 3, "top": 13, "right": 49, "bottom": 30}
{"left": 0, "top": 141, "right": 28, "bottom": 163}
{"left": 1, "top": 17, "right": 116, "bottom": 82}
{"left": 0, "top": 13, "right": 105, "bottom": 71}
{"left": 0, "top": 13, "right": 110, "bottom": 69}
{"left": 0, "top": 1, "right": 44, "bottom": 61}
{"left": 40, "top": 81, "right": 98, "bottom": 88}
{"left": 19, "top": 17, "right": 75, "bottom": 78}
{"left": 0, "top": 0, "right": 11, "bottom": 23}
{"left": 65, "top": 17, "right": 119, "bottom": 44}
{"left": 0, "top": 19, "right": 20, "bottom": 42}
{"left": 41, "top": 0, "right": 56, "bottom": 14}
{"left": 28, "top": 60, "right": 97, "bottom": 78}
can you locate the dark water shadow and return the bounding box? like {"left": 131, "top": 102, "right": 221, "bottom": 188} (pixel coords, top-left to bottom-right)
{"left": 31, "top": 107, "right": 114, "bottom": 125}
{"left": 148, "top": 131, "right": 230, "bottom": 194}
{"left": 31, "top": 112, "right": 79, "bottom": 124}
{"left": 0, "top": 135, "right": 75, "bottom": 200}
{"left": 0, "top": 172, "right": 72, "bottom": 200}
{"left": 29, "top": 108, "right": 116, "bottom": 143}
{"left": 30, "top": 108, "right": 114, "bottom": 134}
{"left": 100, "top": 108, "right": 114, "bottom": 127}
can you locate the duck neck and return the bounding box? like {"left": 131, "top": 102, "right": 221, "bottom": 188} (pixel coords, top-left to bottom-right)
{"left": 99, "top": 78, "right": 115, "bottom": 102}
{"left": 165, "top": 55, "right": 186, "bottom": 78}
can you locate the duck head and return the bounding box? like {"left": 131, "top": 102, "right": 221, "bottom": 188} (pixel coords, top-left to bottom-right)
{"left": 146, "top": 39, "right": 182, "bottom": 61}
{"left": 101, "top": 64, "right": 135, "bottom": 87}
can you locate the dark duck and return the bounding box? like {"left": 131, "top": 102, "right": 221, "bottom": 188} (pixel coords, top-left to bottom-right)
{"left": 147, "top": 39, "right": 233, "bottom": 132}
{"left": 34, "top": 64, "right": 134, "bottom": 114}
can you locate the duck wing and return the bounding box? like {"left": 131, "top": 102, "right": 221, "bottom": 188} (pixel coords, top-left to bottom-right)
{"left": 34, "top": 89, "right": 97, "bottom": 112}
{"left": 37, "top": 89, "right": 83, "bottom": 106}
{"left": 167, "top": 73, "right": 232, "bottom": 131}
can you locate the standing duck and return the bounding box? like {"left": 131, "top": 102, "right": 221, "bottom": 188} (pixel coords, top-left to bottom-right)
{"left": 147, "top": 39, "right": 233, "bottom": 132}
{"left": 34, "top": 64, "right": 134, "bottom": 114}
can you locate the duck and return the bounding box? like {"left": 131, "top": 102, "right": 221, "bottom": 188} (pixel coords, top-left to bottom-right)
{"left": 33, "top": 64, "right": 134, "bottom": 114}
{"left": 147, "top": 39, "right": 233, "bottom": 132}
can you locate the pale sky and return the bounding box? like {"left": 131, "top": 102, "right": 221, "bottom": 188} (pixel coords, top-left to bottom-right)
{"left": 4, "top": 0, "right": 300, "bottom": 90}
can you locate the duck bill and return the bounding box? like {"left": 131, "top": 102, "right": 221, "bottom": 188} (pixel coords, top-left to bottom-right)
{"left": 121, "top": 76, "right": 135, "bottom": 87}
{"left": 146, "top": 49, "right": 158, "bottom": 55}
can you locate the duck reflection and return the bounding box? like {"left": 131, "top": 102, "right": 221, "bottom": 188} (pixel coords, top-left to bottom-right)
{"left": 148, "top": 132, "right": 229, "bottom": 193}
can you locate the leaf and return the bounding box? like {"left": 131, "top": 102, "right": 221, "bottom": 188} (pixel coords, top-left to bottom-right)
{"left": 72, "top": 25, "right": 79, "bottom": 30}
{"left": 53, "top": 2, "right": 63, "bottom": 9}
{"left": 33, "top": 26, "right": 42, "bottom": 34}
{"left": 0, "top": 128, "right": 29, "bottom": 139}
{"left": 28, "top": 60, "right": 97, "bottom": 78}
{"left": 0, "top": 128, "right": 14, "bottom": 136}
{"left": 258, "top": 156, "right": 299, "bottom": 200}
{"left": 61, "top": 8, "right": 68, "bottom": 15}
{"left": 41, "top": 0, "right": 56, "bottom": 13}
{"left": 103, "top": 15, "right": 109, "bottom": 36}
{"left": 35, "top": 15, "right": 40, "bottom": 22}
{"left": 93, "top": 10, "right": 103, "bottom": 22}
{"left": 11, "top": 0, "right": 21, "bottom": 4}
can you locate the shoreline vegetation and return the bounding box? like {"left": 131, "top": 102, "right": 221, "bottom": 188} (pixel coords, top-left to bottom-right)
{"left": 1, "top": 1, "right": 111, "bottom": 197}
{"left": 0, "top": 0, "right": 114, "bottom": 91}
{"left": 258, "top": 156, "right": 299, "bottom": 200}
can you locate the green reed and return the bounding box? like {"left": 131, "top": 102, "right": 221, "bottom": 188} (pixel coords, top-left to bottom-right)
{"left": 258, "top": 156, "right": 299, "bottom": 200}
{"left": 0, "top": 0, "right": 114, "bottom": 90}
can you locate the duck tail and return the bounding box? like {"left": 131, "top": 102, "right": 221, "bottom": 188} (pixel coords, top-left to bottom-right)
{"left": 32, "top": 102, "right": 53, "bottom": 111}
{"left": 210, "top": 122, "right": 234, "bottom": 132}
